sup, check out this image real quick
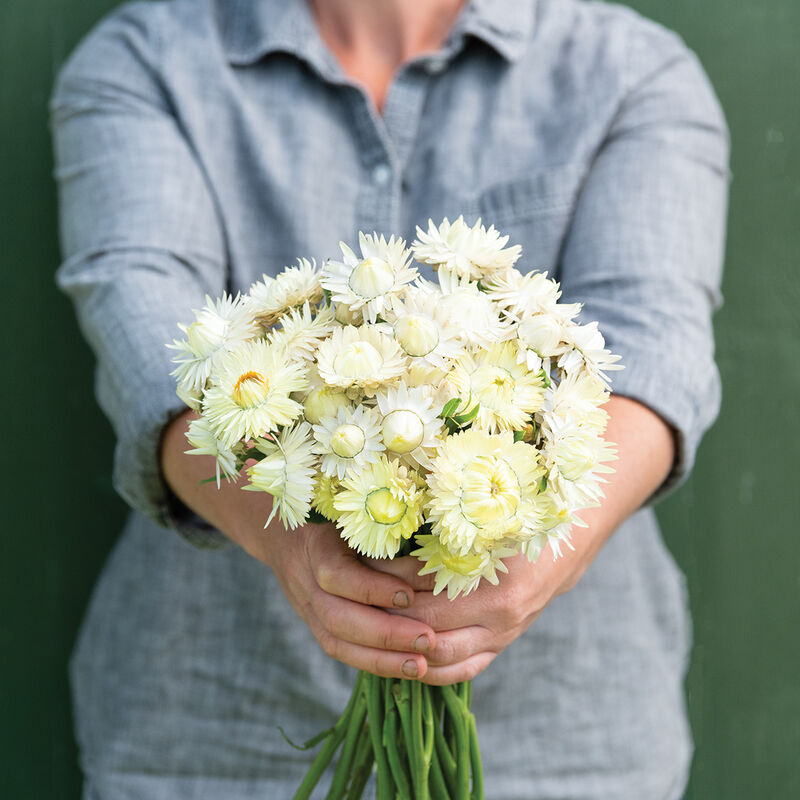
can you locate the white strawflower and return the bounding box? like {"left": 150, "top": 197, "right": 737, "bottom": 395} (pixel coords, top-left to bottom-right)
{"left": 248, "top": 258, "right": 324, "bottom": 328}
{"left": 412, "top": 216, "right": 521, "bottom": 281}
{"left": 316, "top": 324, "right": 407, "bottom": 397}
{"left": 321, "top": 232, "right": 417, "bottom": 323}
{"left": 547, "top": 372, "right": 610, "bottom": 433}
{"left": 168, "top": 293, "right": 256, "bottom": 395}
{"left": 202, "top": 340, "right": 307, "bottom": 448}
{"left": 430, "top": 271, "right": 511, "bottom": 347}
{"left": 558, "top": 321, "right": 623, "bottom": 385}
{"left": 313, "top": 404, "right": 384, "bottom": 479}
{"left": 514, "top": 313, "right": 564, "bottom": 373}
{"left": 185, "top": 416, "right": 241, "bottom": 486}
{"left": 301, "top": 367, "right": 351, "bottom": 425}
{"left": 483, "top": 269, "right": 581, "bottom": 322}
{"left": 267, "top": 302, "right": 335, "bottom": 363}
{"left": 383, "top": 287, "right": 465, "bottom": 368}
{"left": 313, "top": 474, "right": 342, "bottom": 521}
{"left": 449, "top": 341, "right": 545, "bottom": 433}
{"left": 334, "top": 456, "right": 424, "bottom": 558}
{"left": 427, "top": 428, "right": 544, "bottom": 556}
{"left": 541, "top": 414, "right": 617, "bottom": 507}
{"left": 375, "top": 383, "right": 444, "bottom": 468}
{"left": 412, "top": 535, "right": 517, "bottom": 599}
{"left": 244, "top": 422, "right": 318, "bottom": 530}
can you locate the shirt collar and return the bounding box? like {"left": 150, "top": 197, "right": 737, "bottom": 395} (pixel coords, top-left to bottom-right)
{"left": 220, "top": 0, "right": 536, "bottom": 70}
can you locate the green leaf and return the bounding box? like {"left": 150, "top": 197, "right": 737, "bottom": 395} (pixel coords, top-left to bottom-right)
{"left": 453, "top": 403, "right": 480, "bottom": 425}
{"left": 278, "top": 725, "right": 334, "bottom": 751}
{"left": 198, "top": 475, "right": 219, "bottom": 485}
{"left": 540, "top": 368, "right": 551, "bottom": 388}
{"left": 439, "top": 397, "right": 461, "bottom": 419}
{"left": 539, "top": 475, "right": 548, "bottom": 493}
{"left": 513, "top": 430, "right": 525, "bottom": 443}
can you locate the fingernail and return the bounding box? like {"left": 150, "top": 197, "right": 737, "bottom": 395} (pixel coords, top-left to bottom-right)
{"left": 402, "top": 659, "right": 419, "bottom": 678}
{"left": 392, "top": 591, "right": 410, "bottom": 608}
{"left": 414, "top": 634, "right": 430, "bottom": 653}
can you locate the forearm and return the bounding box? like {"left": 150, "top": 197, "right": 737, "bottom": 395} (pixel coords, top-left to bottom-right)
{"left": 160, "top": 408, "right": 275, "bottom": 562}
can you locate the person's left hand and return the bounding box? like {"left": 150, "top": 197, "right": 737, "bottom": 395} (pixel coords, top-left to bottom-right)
{"left": 362, "top": 547, "right": 588, "bottom": 685}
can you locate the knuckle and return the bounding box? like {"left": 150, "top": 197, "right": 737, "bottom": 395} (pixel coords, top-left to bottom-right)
{"left": 315, "top": 562, "right": 336, "bottom": 593}
{"left": 318, "top": 631, "right": 338, "bottom": 659}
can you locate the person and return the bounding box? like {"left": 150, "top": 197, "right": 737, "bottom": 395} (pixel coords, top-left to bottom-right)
{"left": 51, "top": 0, "right": 729, "bottom": 797}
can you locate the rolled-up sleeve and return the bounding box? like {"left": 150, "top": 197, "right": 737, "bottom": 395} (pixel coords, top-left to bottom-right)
{"left": 51, "top": 10, "right": 228, "bottom": 547}
{"left": 557, "top": 25, "right": 730, "bottom": 501}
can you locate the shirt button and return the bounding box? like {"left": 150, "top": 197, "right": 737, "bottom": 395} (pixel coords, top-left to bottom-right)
{"left": 372, "top": 163, "right": 392, "bottom": 187}
{"left": 424, "top": 58, "right": 446, "bottom": 75}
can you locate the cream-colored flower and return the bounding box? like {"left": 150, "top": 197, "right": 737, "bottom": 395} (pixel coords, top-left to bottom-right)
{"left": 412, "top": 535, "right": 517, "bottom": 599}
{"left": 185, "top": 416, "right": 241, "bottom": 486}
{"left": 312, "top": 404, "right": 384, "bottom": 479}
{"left": 513, "top": 313, "right": 564, "bottom": 373}
{"left": 244, "top": 422, "right": 318, "bottom": 530}
{"left": 300, "top": 367, "right": 351, "bottom": 424}
{"left": 540, "top": 414, "right": 617, "bottom": 508}
{"left": 168, "top": 293, "right": 256, "bottom": 395}
{"left": 248, "top": 258, "right": 324, "bottom": 328}
{"left": 383, "top": 287, "right": 465, "bottom": 368}
{"left": 321, "top": 232, "right": 417, "bottom": 323}
{"left": 412, "top": 216, "right": 521, "bottom": 281}
{"left": 558, "top": 321, "right": 623, "bottom": 386}
{"left": 334, "top": 456, "right": 424, "bottom": 558}
{"left": 267, "top": 302, "right": 335, "bottom": 363}
{"left": 428, "top": 271, "right": 511, "bottom": 347}
{"left": 313, "top": 474, "right": 342, "bottom": 521}
{"left": 316, "top": 324, "right": 407, "bottom": 397}
{"left": 202, "top": 340, "right": 307, "bottom": 448}
{"left": 375, "top": 383, "right": 444, "bottom": 468}
{"left": 426, "top": 428, "right": 544, "bottom": 555}
{"left": 449, "top": 342, "right": 544, "bottom": 433}
{"left": 546, "top": 372, "right": 610, "bottom": 433}
{"left": 483, "top": 269, "right": 581, "bottom": 322}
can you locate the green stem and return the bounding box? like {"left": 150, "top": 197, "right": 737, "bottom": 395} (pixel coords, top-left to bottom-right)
{"left": 468, "top": 712, "right": 484, "bottom": 800}
{"left": 429, "top": 744, "right": 452, "bottom": 800}
{"left": 364, "top": 674, "right": 392, "bottom": 800}
{"left": 325, "top": 690, "right": 368, "bottom": 799}
{"left": 383, "top": 679, "right": 412, "bottom": 798}
{"left": 432, "top": 694, "right": 457, "bottom": 795}
{"left": 441, "top": 685, "right": 470, "bottom": 799}
{"left": 393, "top": 681, "right": 425, "bottom": 799}
{"left": 411, "top": 681, "right": 431, "bottom": 800}
{"left": 292, "top": 673, "right": 365, "bottom": 800}
{"left": 344, "top": 721, "right": 375, "bottom": 800}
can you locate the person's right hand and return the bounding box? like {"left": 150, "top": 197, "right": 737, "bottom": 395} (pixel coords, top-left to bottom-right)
{"left": 160, "top": 409, "right": 436, "bottom": 679}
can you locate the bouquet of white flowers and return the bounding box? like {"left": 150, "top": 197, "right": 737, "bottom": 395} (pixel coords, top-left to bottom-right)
{"left": 168, "top": 217, "right": 621, "bottom": 799}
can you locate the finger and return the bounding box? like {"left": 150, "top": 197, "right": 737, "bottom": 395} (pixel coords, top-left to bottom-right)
{"left": 314, "top": 628, "right": 429, "bottom": 680}
{"left": 420, "top": 652, "right": 496, "bottom": 686}
{"left": 317, "top": 592, "right": 437, "bottom": 655}
{"left": 423, "top": 625, "right": 492, "bottom": 667}
{"left": 392, "top": 587, "right": 490, "bottom": 630}
{"left": 360, "top": 555, "right": 437, "bottom": 592}
{"left": 310, "top": 536, "right": 418, "bottom": 609}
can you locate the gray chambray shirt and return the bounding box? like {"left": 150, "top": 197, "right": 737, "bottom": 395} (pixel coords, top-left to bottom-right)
{"left": 51, "top": 0, "right": 729, "bottom": 798}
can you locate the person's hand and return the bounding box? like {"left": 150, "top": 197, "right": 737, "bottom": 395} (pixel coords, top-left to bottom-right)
{"left": 363, "top": 548, "right": 582, "bottom": 685}
{"left": 261, "top": 520, "right": 439, "bottom": 679}
{"left": 160, "top": 409, "right": 437, "bottom": 680}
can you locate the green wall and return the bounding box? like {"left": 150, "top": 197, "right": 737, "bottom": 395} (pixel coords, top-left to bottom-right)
{"left": 1, "top": 0, "right": 797, "bottom": 796}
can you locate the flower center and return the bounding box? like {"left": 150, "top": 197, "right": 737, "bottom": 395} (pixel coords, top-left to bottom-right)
{"left": 471, "top": 366, "right": 514, "bottom": 408}
{"left": 348, "top": 257, "right": 395, "bottom": 298}
{"left": 440, "top": 548, "right": 484, "bottom": 576}
{"left": 460, "top": 456, "right": 520, "bottom": 525}
{"left": 333, "top": 341, "right": 383, "bottom": 379}
{"left": 394, "top": 315, "right": 439, "bottom": 357}
{"left": 365, "top": 488, "right": 407, "bottom": 525}
{"left": 381, "top": 409, "right": 425, "bottom": 454}
{"left": 330, "top": 424, "right": 366, "bottom": 458}
{"left": 232, "top": 370, "right": 270, "bottom": 408}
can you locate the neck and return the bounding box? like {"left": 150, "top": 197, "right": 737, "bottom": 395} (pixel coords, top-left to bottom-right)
{"left": 309, "top": 0, "right": 466, "bottom": 79}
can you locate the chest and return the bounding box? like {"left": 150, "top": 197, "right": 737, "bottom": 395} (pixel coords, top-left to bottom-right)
{"left": 172, "top": 46, "right": 622, "bottom": 288}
